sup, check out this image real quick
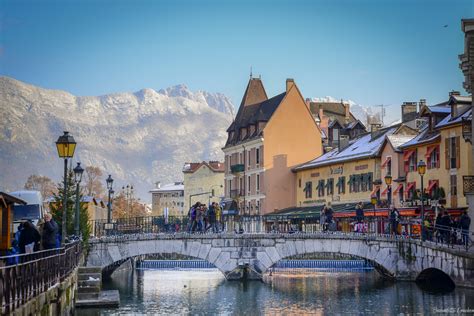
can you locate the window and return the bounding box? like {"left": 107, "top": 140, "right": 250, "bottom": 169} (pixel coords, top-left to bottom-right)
{"left": 228, "top": 180, "right": 232, "bottom": 196}
{"left": 367, "top": 172, "right": 373, "bottom": 190}
{"left": 427, "top": 146, "right": 440, "bottom": 169}
{"left": 445, "top": 137, "right": 460, "bottom": 169}
{"left": 353, "top": 175, "right": 360, "bottom": 193}
{"left": 298, "top": 178, "right": 302, "bottom": 188}
{"left": 256, "top": 174, "right": 260, "bottom": 191}
{"left": 318, "top": 180, "right": 325, "bottom": 197}
{"left": 248, "top": 176, "right": 251, "bottom": 193}
{"left": 256, "top": 148, "right": 260, "bottom": 165}
{"left": 409, "top": 150, "right": 417, "bottom": 172}
{"left": 337, "top": 176, "right": 346, "bottom": 194}
{"left": 248, "top": 151, "right": 251, "bottom": 168}
{"left": 326, "top": 178, "right": 334, "bottom": 195}
{"left": 304, "top": 182, "right": 312, "bottom": 198}
{"left": 387, "top": 159, "right": 392, "bottom": 176}
{"left": 450, "top": 138, "right": 457, "bottom": 168}
{"left": 361, "top": 173, "right": 368, "bottom": 192}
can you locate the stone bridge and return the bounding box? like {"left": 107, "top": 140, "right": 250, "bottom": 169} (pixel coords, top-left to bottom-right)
{"left": 86, "top": 233, "right": 474, "bottom": 288}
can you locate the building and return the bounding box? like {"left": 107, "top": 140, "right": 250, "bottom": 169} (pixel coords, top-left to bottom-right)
{"left": 149, "top": 182, "right": 184, "bottom": 217}
{"left": 399, "top": 93, "right": 472, "bottom": 215}
{"left": 291, "top": 123, "right": 417, "bottom": 231}
{"left": 0, "top": 192, "right": 26, "bottom": 254}
{"left": 182, "top": 161, "right": 224, "bottom": 212}
{"left": 223, "top": 77, "right": 323, "bottom": 215}
{"left": 81, "top": 196, "right": 107, "bottom": 221}
{"left": 306, "top": 99, "right": 367, "bottom": 152}
{"left": 460, "top": 19, "right": 474, "bottom": 219}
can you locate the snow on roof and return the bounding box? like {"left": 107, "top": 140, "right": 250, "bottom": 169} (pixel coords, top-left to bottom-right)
{"left": 399, "top": 125, "right": 439, "bottom": 149}
{"left": 435, "top": 108, "right": 472, "bottom": 129}
{"left": 149, "top": 182, "right": 184, "bottom": 193}
{"left": 387, "top": 134, "right": 417, "bottom": 150}
{"left": 294, "top": 127, "right": 397, "bottom": 170}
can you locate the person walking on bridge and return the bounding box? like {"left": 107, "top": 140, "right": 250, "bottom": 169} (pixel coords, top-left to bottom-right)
{"left": 460, "top": 210, "right": 471, "bottom": 248}
{"left": 42, "top": 213, "right": 58, "bottom": 250}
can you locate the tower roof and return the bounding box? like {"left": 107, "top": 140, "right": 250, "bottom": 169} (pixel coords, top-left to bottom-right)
{"left": 239, "top": 77, "right": 268, "bottom": 107}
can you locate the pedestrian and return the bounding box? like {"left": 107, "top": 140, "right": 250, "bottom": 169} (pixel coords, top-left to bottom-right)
{"left": 320, "top": 204, "right": 327, "bottom": 231}
{"left": 19, "top": 221, "right": 41, "bottom": 254}
{"left": 196, "top": 204, "right": 204, "bottom": 232}
{"left": 355, "top": 202, "right": 364, "bottom": 224}
{"left": 325, "top": 202, "right": 334, "bottom": 231}
{"left": 42, "top": 213, "right": 59, "bottom": 250}
{"left": 440, "top": 211, "right": 452, "bottom": 243}
{"left": 208, "top": 202, "right": 218, "bottom": 233}
{"left": 435, "top": 213, "right": 443, "bottom": 242}
{"left": 215, "top": 202, "right": 222, "bottom": 232}
{"left": 389, "top": 205, "right": 400, "bottom": 235}
{"left": 460, "top": 211, "right": 471, "bottom": 248}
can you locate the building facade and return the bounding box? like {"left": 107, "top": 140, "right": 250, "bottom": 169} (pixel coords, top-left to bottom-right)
{"left": 182, "top": 161, "right": 224, "bottom": 212}
{"left": 223, "top": 77, "right": 322, "bottom": 215}
{"left": 81, "top": 196, "right": 107, "bottom": 221}
{"left": 150, "top": 182, "right": 184, "bottom": 217}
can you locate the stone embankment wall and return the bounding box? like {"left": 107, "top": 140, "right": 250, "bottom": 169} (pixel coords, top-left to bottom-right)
{"left": 10, "top": 267, "right": 78, "bottom": 316}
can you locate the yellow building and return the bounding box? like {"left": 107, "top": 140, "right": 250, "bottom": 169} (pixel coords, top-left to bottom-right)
{"left": 149, "top": 182, "right": 184, "bottom": 217}
{"left": 293, "top": 125, "right": 416, "bottom": 211}
{"left": 223, "top": 77, "right": 322, "bottom": 215}
{"left": 400, "top": 93, "right": 472, "bottom": 214}
{"left": 183, "top": 161, "right": 224, "bottom": 212}
{"left": 81, "top": 196, "right": 107, "bottom": 221}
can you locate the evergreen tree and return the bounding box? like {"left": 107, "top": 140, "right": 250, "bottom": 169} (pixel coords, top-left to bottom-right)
{"left": 50, "top": 169, "right": 91, "bottom": 245}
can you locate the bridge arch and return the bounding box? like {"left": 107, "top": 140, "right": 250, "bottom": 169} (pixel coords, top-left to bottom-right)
{"left": 416, "top": 268, "right": 455, "bottom": 292}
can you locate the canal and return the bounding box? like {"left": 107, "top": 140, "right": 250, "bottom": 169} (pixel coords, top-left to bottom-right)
{"left": 76, "top": 267, "right": 474, "bottom": 315}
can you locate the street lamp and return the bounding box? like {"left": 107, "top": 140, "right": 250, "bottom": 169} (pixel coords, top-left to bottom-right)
{"left": 417, "top": 160, "right": 427, "bottom": 241}
{"left": 371, "top": 196, "right": 377, "bottom": 233}
{"left": 208, "top": 184, "right": 223, "bottom": 206}
{"left": 55, "top": 131, "right": 77, "bottom": 246}
{"left": 384, "top": 175, "right": 392, "bottom": 205}
{"left": 106, "top": 175, "right": 114, "bottom": 223}
{"left": 73, "top": 162, "right": 84, "bottom": 237}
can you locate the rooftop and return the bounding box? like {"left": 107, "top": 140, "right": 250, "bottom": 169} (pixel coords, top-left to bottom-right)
{"left": 149, "top": 182, "right": 184, "bottom": 193}
{"left": 182, "top": 161, "right": 224, "bottom": 173}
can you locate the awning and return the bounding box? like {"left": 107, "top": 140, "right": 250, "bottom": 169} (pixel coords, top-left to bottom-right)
{"left": 381, "top": 186, "right": 389, "bottom": 195}
{"left": 427, "top": 180, "right": 438, "bottom": 193}
{"left": 404, "top": 182, "right": 416, "bottom": 193}
{"left": 393, "top": 183, "right": 403, "bottom": 194}
{"left": 425, "top": 145, "right": 438, "bottom": 158}
{"left": 403, "top": 150, "right": 415, "bottom": 162}
{"left": 381, "top": 156, "right": 391, "bottom": 168}
{"left": 370, "top": 186, "right": 380, "bottom": 197}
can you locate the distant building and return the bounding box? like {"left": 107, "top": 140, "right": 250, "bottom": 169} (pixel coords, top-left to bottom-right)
{"left": 182, "top": 161, "right": 224, "bottom": 212}
{"left": 149, "top": 182, "right": 184, "bottom": 217}
{"left": 81, "top": 196, "right": 107, "bottom": 221}
{"left": 223, "top": 77, "right": 323, "bottom": 215}
{"left": 306, "top": 99, "right": 367, "bottom": 152}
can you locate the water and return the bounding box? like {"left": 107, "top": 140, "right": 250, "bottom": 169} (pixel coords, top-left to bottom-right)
{"left": 76, "top": 269, "right": 474, "bottom": 315}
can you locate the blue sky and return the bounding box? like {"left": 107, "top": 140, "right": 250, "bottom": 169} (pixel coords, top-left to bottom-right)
{"left": 0, "top": 0, "right": 472, "bottom": 120}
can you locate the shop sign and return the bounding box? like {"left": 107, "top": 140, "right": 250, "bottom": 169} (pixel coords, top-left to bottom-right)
{"left": 330, "top": 165, "right": 343, "bottom": 175}
{"left": 311, "top": 172, "right": 320, "bottom": 177}
{"left": 355, "top": 164, "right": 368, "bottom": 171}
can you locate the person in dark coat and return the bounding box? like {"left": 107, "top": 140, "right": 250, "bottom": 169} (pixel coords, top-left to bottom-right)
{"left": 389, "top": 206, "right": 399, "bottom": 235}
{"left": 460, "top": 211, "right": 471, "bottom": 247}
{"left": 19, "top": 221, "right": 41, "bottom": 254}
{"left": 42, "top": 213, "right": 58, "bottom": 250}
{"left": 355, "top": 202, "right": 364, "bottom": 224}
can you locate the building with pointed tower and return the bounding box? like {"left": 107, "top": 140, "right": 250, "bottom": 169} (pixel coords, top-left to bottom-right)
{"left": 222, "top": 76, "right": 323, "bottom": 215}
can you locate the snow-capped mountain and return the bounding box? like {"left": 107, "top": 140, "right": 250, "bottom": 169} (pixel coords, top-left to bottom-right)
{"left": 0, "top": 76, "right": 234, "bottom": 201}
{"left": 309, "top": 96, "right": 385, "bottom": 127}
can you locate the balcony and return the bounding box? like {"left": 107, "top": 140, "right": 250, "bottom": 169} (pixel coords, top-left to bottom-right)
{"left": 463, "top": 176, "right": 474, "bottom": 195}
{"left": 230, "top": 164, "right": 245, "bottom": 174}
{"left": 230, "top": 189, "right": 244, "bottom": 199}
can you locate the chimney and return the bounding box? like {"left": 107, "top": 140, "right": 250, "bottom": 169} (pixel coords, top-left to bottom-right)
{"left": 343, "top": 102, "right": 350, "bottom": 124}
{"left": 370, "top": 123, "right": 383, "bottom": 141}
{"left": 401, "top": 102, "right": 418, "bottom": 123}
{"left": 449, "top": 91, "right": 461, "bottom": 97}
{"left": 155, "top": 181, "right": 161, "bottom": 189}
{"left": 338, "top": 135, "right": 350, "bottom": 151}
{"left": 286, "top": 78, "right": 295, "bottom": 93}
{"left": 419, "top": 99, "right": 426, "bottom": 111}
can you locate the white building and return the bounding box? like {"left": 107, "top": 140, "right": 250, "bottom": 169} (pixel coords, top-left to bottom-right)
{"left": 149, "top": 182, "right": 184, "bottom": 217}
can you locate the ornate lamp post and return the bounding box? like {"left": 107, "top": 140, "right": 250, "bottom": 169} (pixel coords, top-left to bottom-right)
{"left": 73, "top": 162, "right": 84, "bottom": 237}
{"left": 417, "top": 160, "right": 427, "bottom": 241}
{"left": 55, "top": 131, "right": 77, "bottom": 246}
{"left": 371, "top": 195, "right": 377, "bottom": 232}
{"left": 106, "top": 175, "right": 114, "bottom": 223}
{"left": 384, "top": 175, "right": 393, "bottom": 205}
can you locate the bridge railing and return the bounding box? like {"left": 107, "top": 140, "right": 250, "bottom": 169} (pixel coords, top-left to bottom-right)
{"left": 88, "top": 216, "right": 473, "bottom": 252}
{"left": 0, "top": 241, "right": 82, "bottom": 314}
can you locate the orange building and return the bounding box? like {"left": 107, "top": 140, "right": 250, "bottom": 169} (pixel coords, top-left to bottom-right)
{"left": 222, "top": 77, "right": 322, "bottom": 215}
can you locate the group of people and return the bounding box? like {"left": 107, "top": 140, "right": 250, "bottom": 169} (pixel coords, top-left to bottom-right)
{"left": 427, "top": 210, "right": 471, "bottom": 247}
{"left": 11, "top": 213, "right": 59, "bottom": 256}
{"left": 320, "top": 202, "right": 335, "bottom": 231}
{"left": 187, "top": 202, "right": 222, "bottom": 233}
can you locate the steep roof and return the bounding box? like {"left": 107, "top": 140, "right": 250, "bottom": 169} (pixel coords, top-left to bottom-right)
{"left": 399, "top": 125, "right": 440, "bottom": 149}
{"left": 294, "top": 126, "right": 398, "bottom": 170}
{"left": 182, "top": 161, "right": 225, "bottom": 173}
{"left": 435, "top": 108, "right": 472, "bottom": 129}
{"left": 225, "top": 92, "right": 286, "bottom": 147}
{"left": 239, "top": 78, "right": 268, "bottom": 108}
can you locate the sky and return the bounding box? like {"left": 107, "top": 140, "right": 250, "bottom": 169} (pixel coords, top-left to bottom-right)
{"left": 0, "top": 0, "right": 473, "bottom": 122}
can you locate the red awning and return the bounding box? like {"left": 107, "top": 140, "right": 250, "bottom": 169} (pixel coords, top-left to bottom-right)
{"left": 393, "top": 183, "right": 403, "bottom": 194}
{"left": 381, "top": 156, "right": 391, "bottom": 168}
{"left": 404, "top": 182, "right": 416, "bottom": 193}
{"left": 427, "top": 180, "right": 438, "bottom": 193}
{"left": 403, "top": 150, "right": 415, "bottom": 162}
{"left": 425, "top": 145, "right": 439, "bottom": 158}
{"left": 370, "top": 186, "right": 380, "bottom": 197}
{"left": 381, "top": 186, "right": 389, "bottom": 195}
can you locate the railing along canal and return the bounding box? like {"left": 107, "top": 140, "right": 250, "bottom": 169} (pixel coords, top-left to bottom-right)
{"left": 0, "top": 241, "right": 82, "bottom": 314}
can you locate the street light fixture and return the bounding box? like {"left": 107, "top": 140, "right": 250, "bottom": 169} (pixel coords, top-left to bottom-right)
{"left": 384, "top": 175, "right": 392, "bottom": 205}
{"left": 55, "top": 131, "right": 77, "bottom": 246}
{"left": 417, "top": 160, "right": 427, "bottom": 241}
{"left": 73, "top": 162, "right": 84, "bottom": 237}
{"left": 106, "top": 175, "right": 114, "bottom": 223}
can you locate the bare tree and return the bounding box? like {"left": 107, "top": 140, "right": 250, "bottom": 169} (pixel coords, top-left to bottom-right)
{"left": 83, "top": 166, "right": 105, "bottom": 197}
{"left": 24, "top": 174, "right": 57, "bottom": 198}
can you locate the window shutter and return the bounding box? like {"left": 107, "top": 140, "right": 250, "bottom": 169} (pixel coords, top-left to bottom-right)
{"left": 455, "top": 136, "right": 460, "bottom": 169}
{"left": 436, "top": 147, "right": 440, "bottom": 168}
{"left": 445, "top": 138, "right": 450, "bottom": 169}
{"left": 427, "top": 149, "right": 431, "bottom": 169}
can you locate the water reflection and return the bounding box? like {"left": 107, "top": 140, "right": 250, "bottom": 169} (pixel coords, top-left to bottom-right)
{"left": 76, "top": 269, "right": 474, "bottom": 315}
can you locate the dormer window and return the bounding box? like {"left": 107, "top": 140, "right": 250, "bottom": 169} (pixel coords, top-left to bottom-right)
{"left": 240, "top": 127, "right": 247, "bottom": 140}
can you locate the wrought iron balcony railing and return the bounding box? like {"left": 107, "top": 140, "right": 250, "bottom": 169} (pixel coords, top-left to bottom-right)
{"left": 463, "top": 175, "right": 474, "bottom": 195}
{"left": 230, "top": 164, "right": 244, "bottom": 174}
